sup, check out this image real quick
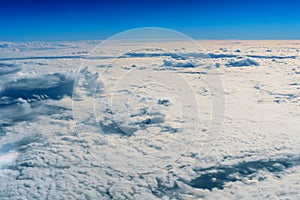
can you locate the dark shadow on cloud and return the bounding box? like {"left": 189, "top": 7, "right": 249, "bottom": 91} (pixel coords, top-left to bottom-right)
{"left": 0, "top": 73, "right": 74, "bottom": 128}
{"left": 0, "top": 97, "right": 72, "bottom": 128}
{"left": 122, "top": 52, "right": 186, "bottom": 60}
{"left": 98, "top": 107, "right": 170, "bottom": 137}
{"left": 226, "top": 58, "right": 259, "bottom": 67}
{"left": 0, "top": 99, "right": 35, "bottom": 123}
{"left": 99, "top": 121, "right": 137, "bottom": 137}
{"left": 0, "top": 73, "right": 74, "bottom": 100}
{"left": 188, "top": 156, "right": 300, "bottom": 191}
{"left": 123, "top": 52, "right": 237, "bottom": 59}
{"left": 0, "top": 43, "right": 9, "bottom": 48}
{"left": 163, "top": 59, "right": 195, "bottom": 68}
{"left": 0, "top": 63, "right": 21, "bottom": 75}
{"left": 0, "top": 134, "right": 42, "bottom": 155}
{"left": 183, "top": 53, "right": 236, "bottom": 59}
{"left": 246, "top": 55, "right": 297, "bottom": 59}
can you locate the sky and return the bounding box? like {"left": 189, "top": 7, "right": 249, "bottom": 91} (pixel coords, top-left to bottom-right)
{"left": 0, "top": 0, "right": 300, "bottom": 41}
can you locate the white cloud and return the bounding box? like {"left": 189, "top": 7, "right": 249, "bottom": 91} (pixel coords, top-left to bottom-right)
{"left": 0, "top": 40, "right": 299, "bottom": 199}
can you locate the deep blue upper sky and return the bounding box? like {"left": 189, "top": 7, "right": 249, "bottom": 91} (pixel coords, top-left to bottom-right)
{"left": 1, "top": 0, "right": 300, "bottom": 41}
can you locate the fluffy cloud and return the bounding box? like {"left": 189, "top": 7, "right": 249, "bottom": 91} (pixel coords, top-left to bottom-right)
{"left": 226, "top": 58, "right": 259, "bottom": 67}
{"left": 0, "top": 40, "right": 299, "bottom": 199}
{"left": 163, "top": 59, "right": 195, "bottom": 68}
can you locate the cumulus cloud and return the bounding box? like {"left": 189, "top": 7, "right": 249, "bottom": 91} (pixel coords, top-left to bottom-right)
{"left": 226, "top": 58, "right": 260, "bottom": 67}
{"left": 0, "top": 70, "right": 75, "bottom": 130}
{"left": 163, "top": 59, "right": 195, "bottom": 68}
{"left": 0, "top": 40, "right": 299, "bottom": 199}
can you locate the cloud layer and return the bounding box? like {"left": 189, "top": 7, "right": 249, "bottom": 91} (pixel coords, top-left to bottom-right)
{"left": 0, "top": 40, "right": 299, "bottom": 199}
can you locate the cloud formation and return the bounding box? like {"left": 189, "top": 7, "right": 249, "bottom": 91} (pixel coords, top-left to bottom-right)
{"left": 0, "top": 40, "right": 299, "bottom": 199}
{"left": 226, "top": 58, "right": 260, "bottom": 67}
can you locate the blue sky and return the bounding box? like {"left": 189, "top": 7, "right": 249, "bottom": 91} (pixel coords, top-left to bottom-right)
{"left": 1, "top": 0, "right": 300, "bottom": 41}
